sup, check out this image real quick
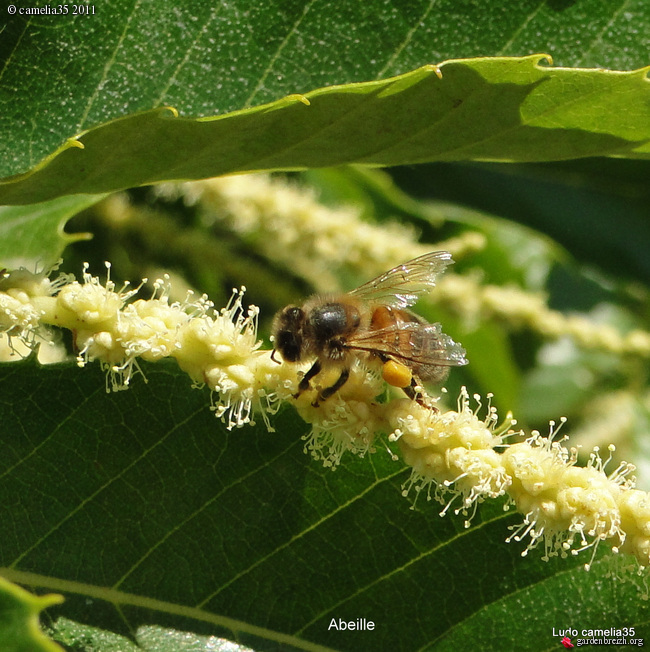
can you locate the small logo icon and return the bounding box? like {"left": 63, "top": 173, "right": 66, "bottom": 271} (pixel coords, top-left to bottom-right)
{"left": 561, "top": 636, "right": 574, "bottom": 649}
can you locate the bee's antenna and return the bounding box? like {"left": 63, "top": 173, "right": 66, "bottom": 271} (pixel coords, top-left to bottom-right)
{"left": 270, "top": 349, "right": 281, "bottom": 364}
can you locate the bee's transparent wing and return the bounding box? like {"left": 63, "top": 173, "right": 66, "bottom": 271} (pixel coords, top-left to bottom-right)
{"left": 346, "top": 322, "right": 468, "bottom": 367}
{"left": 348, "top": 251, "right": 453, "bottom": 309}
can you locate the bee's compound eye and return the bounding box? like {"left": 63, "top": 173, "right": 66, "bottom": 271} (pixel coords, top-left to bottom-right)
{"left": 382, "top": 359, "right": 412, "bottom": 388}
{"left": 285, "top": 306, "right": 304, "bottom": 320}
{"left": 276, "top": 330, "right": 301, "bottom": 361}
{"left": 273, "top": 306, "right": 305, "bottom": 362}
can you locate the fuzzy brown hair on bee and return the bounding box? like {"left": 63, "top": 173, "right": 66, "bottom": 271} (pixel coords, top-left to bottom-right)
{"left": 271, "top": 251, "right": 467, "bottom": 407}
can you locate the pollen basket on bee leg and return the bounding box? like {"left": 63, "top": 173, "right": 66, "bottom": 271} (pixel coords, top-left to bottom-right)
{"left": 382, "top": 359, "right": 412, "bottom": 388}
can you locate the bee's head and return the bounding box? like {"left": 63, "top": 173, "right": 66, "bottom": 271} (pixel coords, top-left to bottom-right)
{"left": 271, "top": 305, "right": 306, "bottom": 362}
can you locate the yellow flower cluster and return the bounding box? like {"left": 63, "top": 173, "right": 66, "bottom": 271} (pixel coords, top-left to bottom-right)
{"left": 387, "top": 391, "right": 511, "bottom": 525}
{"left": 381, "top": 392, "right": 644, "bottom": 570}
{"left": 0, "top": 269, "right": 54, "bottom": 349}
{"left": 4, "top": 265, "right": 293, "bottom": 430}
{"left": 435, "top": 274, "right": 650, "bottom": 358}
{"left": 158, "top": 174, "right": 485, "bottom": 293}
{"left": 502, "top": 433, "right": 631, "bottom": 569}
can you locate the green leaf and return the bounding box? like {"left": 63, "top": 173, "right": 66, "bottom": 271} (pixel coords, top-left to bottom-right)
{"left": 50, "top": 617, "right": 140, "bottom": 652}
{"left": 1, "top": 360, "right": 648, "bottom": 651}
{"left": 0, "top": 195, "right": 101, "bottom": 269}
{"left": 0, "top": 576, "right": 63, "bottom": 652}
{"left": 50, "top": 619, "right": 253, "bottom": 652}
{"left": 1, "top": 57, "right": 649, "bottom": 205}
{"left": 453, "top": 322, "right": 521, "bottom": 414}
{"left": 2, "top": 0, "right": 650, "bottom": 180}
{"left": 433, "top": 555, "right": 649, "bottom": 651}
{"left": 389, "top": 157, "right": 650, "bottom": 290}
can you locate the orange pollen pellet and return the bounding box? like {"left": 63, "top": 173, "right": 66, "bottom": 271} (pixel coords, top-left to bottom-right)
{"left": 382, "top": 359, "right": 412, "bottom": 388}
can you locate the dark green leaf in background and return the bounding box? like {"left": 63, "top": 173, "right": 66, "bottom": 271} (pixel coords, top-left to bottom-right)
{"left": 0, "top": 361, "right": 648, "bottom": 651}
{"left": 390, "top": 158, "right": 650, "bottom": 285}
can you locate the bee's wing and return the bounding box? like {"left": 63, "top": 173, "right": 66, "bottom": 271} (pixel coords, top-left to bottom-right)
{"left": 345, "top": 322, "right": 468, "bottom": 367}
{"left": 348, "top": 251, "right": 453, "bottom": 309}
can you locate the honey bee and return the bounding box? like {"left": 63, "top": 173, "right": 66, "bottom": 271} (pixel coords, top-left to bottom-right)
{"left": 271, "top": 251, "right": 468, "bottom": 406}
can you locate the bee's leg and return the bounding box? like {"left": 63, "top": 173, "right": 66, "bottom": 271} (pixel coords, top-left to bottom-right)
{"left": 402, "top": 381, "right": 420, "bottom": 402}
{"left": 294, "top": 359, "right": 322, "bottom": 398}
{"left": 402, "top": 377, "right": 439, "bottom": 412}
{"left": 313, "top": 368, "right": 350, "bottom": 407}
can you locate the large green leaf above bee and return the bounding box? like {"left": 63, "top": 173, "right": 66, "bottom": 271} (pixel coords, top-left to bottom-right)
{"left": 3, "top": 0, "right": 650, "bottom": 183}
{"left": 1, "top": 55, "right": 649, "bottom": 205}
